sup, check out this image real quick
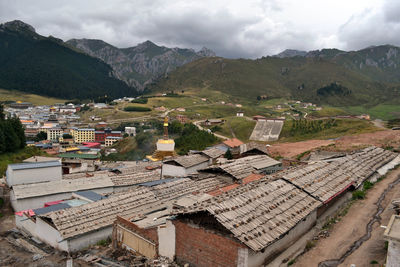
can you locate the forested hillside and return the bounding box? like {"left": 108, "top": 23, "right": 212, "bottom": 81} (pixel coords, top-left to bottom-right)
{"left": 0, "top": 20, "right": 135, "bottom": 99}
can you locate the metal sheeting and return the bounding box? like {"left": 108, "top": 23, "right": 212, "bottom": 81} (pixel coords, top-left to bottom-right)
{"left": 164, "top": 154, "right": 209, "bottom": 168}
{"left": 39, "top": 177, "right": 229, "bottom": 240}
{"left": 12, "top": 176, "right": 114, "bottom": 199}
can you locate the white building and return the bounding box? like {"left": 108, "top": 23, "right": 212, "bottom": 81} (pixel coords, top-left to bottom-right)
{"left": 162, "top": 154, "right": 209, "bottom": 177}
{"left": 6, "top": 161, "right": 62, "bottom": 187}
{"left": 10, "top": 176, "right": 114, "bottom": 211}
{"left": 125, "top": 127, "right": 136, "bottom": 137}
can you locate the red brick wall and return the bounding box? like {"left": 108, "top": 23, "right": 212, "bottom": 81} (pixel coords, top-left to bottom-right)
{"left": 174, "top": 220, "right": 245, "bottom": 267}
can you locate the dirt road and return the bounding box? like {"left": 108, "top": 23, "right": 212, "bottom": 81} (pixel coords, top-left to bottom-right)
{"left": 293, "top": 167, "right": 400, "bottom": 267}
{"left": 270, "top": 130, "right": 400, "bottom": 159}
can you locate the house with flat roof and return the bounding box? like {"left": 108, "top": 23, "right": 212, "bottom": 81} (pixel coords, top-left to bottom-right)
{"left": 6, "top": 161, "right": 62, "bottom": 187}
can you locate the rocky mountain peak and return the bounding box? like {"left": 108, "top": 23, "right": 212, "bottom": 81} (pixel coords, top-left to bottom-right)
{"left": 197, "top": 47, "right": 216, "bottom": 57}
{"left": 1, "top": 20, "right": 36, "bottom": 33}
{"left": 274, "top": 49, "right": 307, "bottom": 58}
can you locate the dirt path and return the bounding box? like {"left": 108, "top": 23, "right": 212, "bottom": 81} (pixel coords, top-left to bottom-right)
{"left": 293, "top": 168, "right": 400, "bottom": 267}
{"left": 270, "top": 130, "right": 400, "bottom": 159}
{"left": 269, "top": 139, "right": 334, "bottom": 158}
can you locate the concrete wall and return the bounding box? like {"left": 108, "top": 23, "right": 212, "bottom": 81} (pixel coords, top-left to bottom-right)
{"left": 158, "top": 220, "right": 175, "bottom": 260}
{"left": 174, "top": 220, "right": 246, "bottom": 267}
{"left": 247, "top": 210, "right": 317, "bottom": 267}
{"left": 15, "top": 214, "right": 37, "bottom": 237}
{"left": 36, "top": 217, "right": 69, "bottom": 251}
{"left": 10, "top": 190, "right": 71, "bottom": 211}
{"left": 185, "top": 162, "right": 209, "bottom": 175}
{"left": 317, "top": 192, "right": 352, "bottom": 224}
{"left": 162, "top": 164, "right": 186, "bottom": 177}
{"left": 6, "top": 165, "right": 62, "bottom": 187}
{"left": 387, "top": 240, "right": 400, "bottom": 267}
{"left": 68, "top": 226, "right": 113, "bottom": 252}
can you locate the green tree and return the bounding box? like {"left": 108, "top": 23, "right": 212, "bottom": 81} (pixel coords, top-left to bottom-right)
{"left": 224, "top": 149, "right": 233, "bottom": 160}
{"left": 35, "top": 131, "right": 47, "bottom": 141}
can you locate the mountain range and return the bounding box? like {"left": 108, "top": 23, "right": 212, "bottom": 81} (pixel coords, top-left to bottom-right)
{"left": 67, "top": 39, "right": 215, "bottom": 91}
{"left": 149, "top": 45, "right": 400, "bottom": 106}
{"left": 0, "top": 19, "right": 400, "bottom": 108}
{"left": 0, "top": 20, "right": 133, "bottom": 100}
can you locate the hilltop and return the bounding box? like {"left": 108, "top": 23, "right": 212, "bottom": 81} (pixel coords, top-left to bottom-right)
{"left": 148, "top": 45, "right": 400, "bottom": 107}
{"left": 67, "top": 38, "right": 216, "bottom": 91}
{"left": 0, "top": 20, "right": 134, "bottom": 100}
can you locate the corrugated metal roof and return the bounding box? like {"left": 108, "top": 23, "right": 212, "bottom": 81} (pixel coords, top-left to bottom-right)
{"left": 201, "top": 147, "right": 225, "bottom": 159}
{"left": 174, "top": 178, "right": 321, "bottom": 252}
{"left": 33, "top": 203, "right": 71, "bottom": 215}
{"left": 282, "top": 147, "right": 398, "bottom": 202}
{"left": 74, "top": 190, "right": 106, "bottom": 202}
{"left": 39, "top": 176, "right": 230, "bottom": 240}
{"left": 164, "top": 154, "right": 208, "bottom": 168}
{"left": 12, "top": 177, "right": 114, "bottom": 199}
{"left": 9, "top": 160, "right": 61, "bottom": 171}
{"left": 138, "top": 178, "right": 182, "bottom": 187}
{"left": 200, "top": 155, "right": 280, "bottom": 180}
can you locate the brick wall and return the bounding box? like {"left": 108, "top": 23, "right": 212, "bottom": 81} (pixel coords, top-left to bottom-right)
{"left": 174, "top": 220, "right": 246, "bottom": 267}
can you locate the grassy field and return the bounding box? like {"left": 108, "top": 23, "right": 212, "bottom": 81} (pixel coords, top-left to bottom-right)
{"left": 279, "top": 118, "right": 381, "bottom": 142}
{"left": 310, "top": 106, "right": 349, "bottom": 117}
{"left": 211, "top": 116, "right": 256, "bottom": 142}
{"left": 0, "top": 88, "right": 66, "bottom": 105}
{"left": 344, "top": 104, "right": 400, "bottom": 120}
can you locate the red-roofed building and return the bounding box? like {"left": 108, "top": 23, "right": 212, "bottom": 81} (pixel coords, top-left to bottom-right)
{"left": 222, "top": 138, "right": 244, "bottom": 149}
{"left": 82, "top": 142, "right": 101, "bottom": 149}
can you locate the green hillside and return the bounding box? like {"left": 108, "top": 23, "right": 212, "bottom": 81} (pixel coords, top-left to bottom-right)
{"left": 148, "top": 47, "right": 400, "bottom": 107}
{"left": 0, "top": 20, "right": 135, "bottom": 100}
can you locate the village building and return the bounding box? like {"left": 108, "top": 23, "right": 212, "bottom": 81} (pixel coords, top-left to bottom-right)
{"left": 162, "top": 154, "right": 209, "bottom": 177}
{"left": 21, "top": 177, "right": 229, "bottom": 252}
{"left": 6, "top": 161, "right": 62, "bottom": 187}
{"left": 125, "top": 126, "right": 136, "bottom": 136}
{"left": 47, "top": 128, "right": 63, "bottom": 141}
{"left": 222, "top": 138, "right": 244, "bottom": 150}
{"left": 203, "top": 119, "right": 225, "bottom": 126}
{"left": 10, "top": 176, "right": 114, "bottom": 211}
{"left": 176, "top": 115, "right": 189, "bottom": 124}
{"left": 236, "top": 110, "right": 244, "bottom": 117}
{"left": 105, "top": 136, "right": 122, "bottom": 147}
{"left": 95, "top": 128, "right": 122, "bottom": 143}
{"left": 70, "top": 128, "right": 95, "bottom": 143}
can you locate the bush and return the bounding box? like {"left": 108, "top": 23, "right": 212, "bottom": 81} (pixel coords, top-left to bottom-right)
{"left": 352, "top": 190, "right": 366, "bottom": 200}
{"left": 363, "top": 181, "right": 373, "bottom": 190}
{"left": 124, "top": 106, "right": 151, "bottom": 112}
{"left": 131, "top": 98, "right": 148, "bottom": 104}
{"left": 305, "top": 240, "right": 316, "bottom": 251}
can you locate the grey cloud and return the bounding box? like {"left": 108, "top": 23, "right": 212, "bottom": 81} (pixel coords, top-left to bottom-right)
{"left": 338, "top": 0, "right": 400, "bottom": 51}
{"left": 1, "top": 0, "right": 395, "bottom": 58}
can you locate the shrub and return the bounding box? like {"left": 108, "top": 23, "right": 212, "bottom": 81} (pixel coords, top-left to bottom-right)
{"left": 131, "top": 98, "right": 148, "bottom": 104}
{"left": 124, "top": 106, "right": 151, "bottom": 112}
{"left": 287, "top": 259, "right": 295, "bottom": 266}
{"left": 352, "top": 190, "right": 366, "bottom": 200}
{"left": 305, "top": 240, "right": 316, "bottom": 251}
{"left": 363, "top": 181, "right": 373, "bottom": 190}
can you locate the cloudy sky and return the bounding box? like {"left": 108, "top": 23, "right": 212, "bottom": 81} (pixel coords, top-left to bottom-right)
{"left": 0, "top": 0, "right": 398, "bottom": 58}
